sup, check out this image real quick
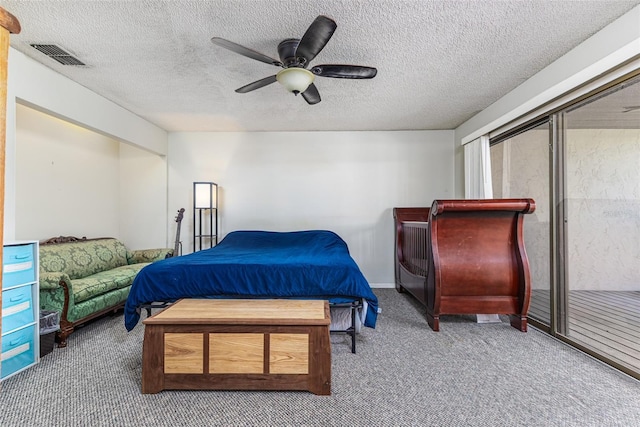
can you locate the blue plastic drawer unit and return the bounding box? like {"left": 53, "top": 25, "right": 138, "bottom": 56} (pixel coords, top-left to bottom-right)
{"left": 2, "top": 243, "right": 36, "bottom": 289}
{"left": 2, "top": 241, "right": 39, "bottom": 380}
{"left": 2, "top": 286, "right": 35, "bottom": 333}
{"left": 1, "top": 324, "right": 36, "bottom": 379}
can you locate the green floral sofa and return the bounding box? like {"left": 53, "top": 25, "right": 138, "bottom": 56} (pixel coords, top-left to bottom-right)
{"left": 39, "top": 236, "right": 173, "bottom": 347}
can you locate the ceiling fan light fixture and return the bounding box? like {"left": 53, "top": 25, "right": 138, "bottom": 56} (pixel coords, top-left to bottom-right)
{"left": 276, "top": 68, "right": 315, "bottom": 94}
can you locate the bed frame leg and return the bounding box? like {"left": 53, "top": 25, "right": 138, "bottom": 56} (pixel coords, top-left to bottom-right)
{"left": 141, "top": 301, "right": 171, "bottom": 318}
{"left": 350, "top": 303, "right": 356, "bottom": 354}
{"left": 329, "top": 301, "right": 361, "bottom": 353}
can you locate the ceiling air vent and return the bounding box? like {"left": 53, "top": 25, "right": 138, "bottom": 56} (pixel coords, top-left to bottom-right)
{"left": 30, "top": 44, "right": 86, "bottom": 66}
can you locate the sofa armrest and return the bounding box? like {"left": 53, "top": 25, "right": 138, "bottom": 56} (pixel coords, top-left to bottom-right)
{"left": 127, "top": 248, "right": 173, "bottom": 264}
{"left": 39, "top": 271, "right": 75, "bottom": 316}
{"left": 40, "top": 271, "right": 72, "bottom": 290}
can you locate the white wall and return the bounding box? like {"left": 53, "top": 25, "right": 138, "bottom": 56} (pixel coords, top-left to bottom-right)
{"left": 15, "top": 104, "right": 120, "bottom": 239}
{"left": 14, "top": 104, "right": 169, "bottom": 249}
{"left": 119, "top": 143, "right": 169, "bottom": 249}
{"left": 168, "top": 131, "right": 455, "bottom": 286}
{"left": 5, "top": 48, "right": 169, "bottom": 248}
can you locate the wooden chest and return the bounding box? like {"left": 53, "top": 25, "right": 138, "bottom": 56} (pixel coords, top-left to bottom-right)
{"left": 141, "top": 298, "right": 331, "bottom": 395}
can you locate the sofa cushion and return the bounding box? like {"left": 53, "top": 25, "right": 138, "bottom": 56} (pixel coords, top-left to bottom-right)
{"left": 40, "top": 239, "right": 129, "bottom": 280}
{"left": 73, "top": 263, "right": 150, "bottom": 304}
{"left": 69, "top": 286, "right": 132, "bottom": 323}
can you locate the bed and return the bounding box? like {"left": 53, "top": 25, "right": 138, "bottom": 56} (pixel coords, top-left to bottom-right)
{"left": 394, "top": 199, "right": 536, "bottom": 331}
{"left": 124, "top": 230, "right": 378, "bottom": 352}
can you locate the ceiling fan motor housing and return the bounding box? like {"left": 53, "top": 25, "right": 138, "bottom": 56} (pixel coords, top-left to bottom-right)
{"left": 278, "top": 38, "right": 305, "bottom": 67}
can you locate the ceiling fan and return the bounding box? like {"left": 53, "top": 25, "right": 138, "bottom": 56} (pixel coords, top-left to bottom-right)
{"left": 211, "top": 15, "right": 377, "bottom": 105}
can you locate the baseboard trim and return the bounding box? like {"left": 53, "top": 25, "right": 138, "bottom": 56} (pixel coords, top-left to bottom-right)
{"left": 369, "top": 282, "right": 395, "bottom": 289}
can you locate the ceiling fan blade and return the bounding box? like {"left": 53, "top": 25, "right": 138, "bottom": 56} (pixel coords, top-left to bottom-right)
{"left": 301, "top": 83, "right": 321, "bottom": 105}
{"left": 295, "top": 15, "right": 337, "bottom": 65}
{"left": 212, "top": 37, "right": 283, "bottom": 67}
{"left": 235, "top": 75, "right": 278, "bottom": 93}
{"left": 311, "top": 64, "right": 377, "bottom": 79}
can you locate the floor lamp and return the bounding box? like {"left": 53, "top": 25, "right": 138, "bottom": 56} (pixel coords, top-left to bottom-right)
{"left": 193, "top": 182, "right": 218, "bottom": 252}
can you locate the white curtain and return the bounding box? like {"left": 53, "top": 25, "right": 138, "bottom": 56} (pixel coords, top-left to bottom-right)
{"left": 463, "top": 135, "right": 500, "bottom": 323}
{"left": 464, "top": 135, "right": 493, "bottom": 199}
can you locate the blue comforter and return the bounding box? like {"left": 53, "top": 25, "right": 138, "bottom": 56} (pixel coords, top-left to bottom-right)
{"left": 124, "top": 230, "right": 378, "bottom": 331}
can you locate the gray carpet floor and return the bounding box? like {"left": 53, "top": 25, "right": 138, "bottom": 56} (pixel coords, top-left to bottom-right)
{"left": 1, "top": 289, "right": 640, "bottom": 427}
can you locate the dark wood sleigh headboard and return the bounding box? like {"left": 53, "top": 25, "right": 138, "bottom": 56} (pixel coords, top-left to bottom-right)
{"left": 393, "top": 199, "right": 536, "bottom": 332}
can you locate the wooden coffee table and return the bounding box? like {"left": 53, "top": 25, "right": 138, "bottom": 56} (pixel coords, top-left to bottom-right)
{"left": 141, "top": 298, "right": 331, "bottom": 395}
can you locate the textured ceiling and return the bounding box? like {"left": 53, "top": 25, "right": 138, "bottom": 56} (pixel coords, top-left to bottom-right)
{"left": 1, "top": 0, "right": 639, "bottom": 132}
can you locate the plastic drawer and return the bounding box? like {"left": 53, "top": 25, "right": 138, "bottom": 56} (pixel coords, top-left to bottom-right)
{"left": 2, "top": 286, "right": 35, "bottom": 333}
{"left": 1, "top": 324, "right": 36, "bottom": 379}
{"left": 3, "top": 244, "right": 36, "bottom": 289}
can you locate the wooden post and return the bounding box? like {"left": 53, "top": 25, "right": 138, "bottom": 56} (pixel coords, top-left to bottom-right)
{"left": 0, "top": 7, "right": 21, "bottom": 350}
